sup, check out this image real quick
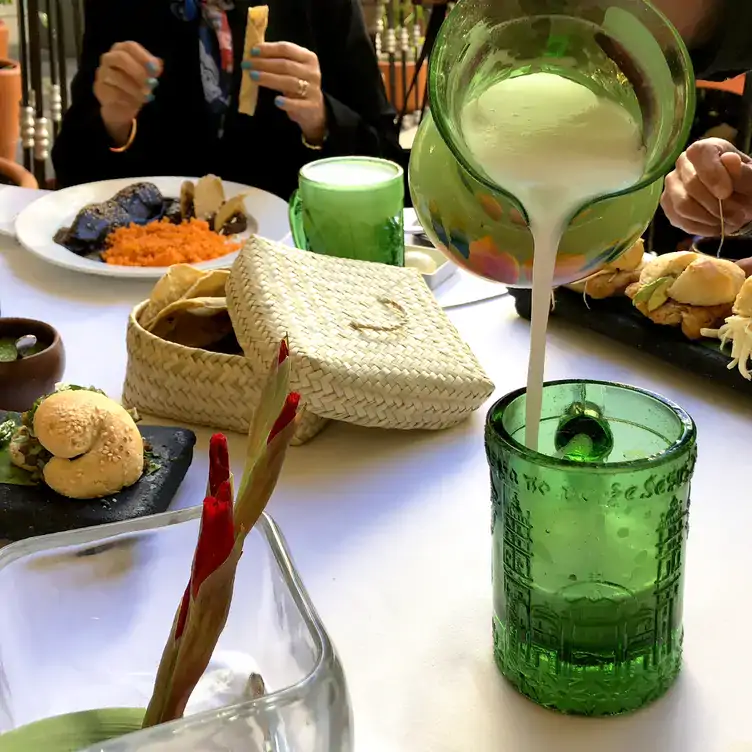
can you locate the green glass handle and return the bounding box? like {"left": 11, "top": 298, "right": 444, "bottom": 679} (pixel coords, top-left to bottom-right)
{"left": 288, "top": 190, "right": 309, "bottom": 250}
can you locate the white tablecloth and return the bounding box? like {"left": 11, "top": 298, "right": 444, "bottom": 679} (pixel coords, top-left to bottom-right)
{"left": 0, "top": 186, "right": 51, "bottom": 236}
{"left": 1, "top": 211, "right": 751, "bottom": 752}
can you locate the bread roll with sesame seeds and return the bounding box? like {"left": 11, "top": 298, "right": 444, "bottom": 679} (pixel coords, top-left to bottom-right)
{"left": 34, "top": 390, "right": 144, "bottom": 499}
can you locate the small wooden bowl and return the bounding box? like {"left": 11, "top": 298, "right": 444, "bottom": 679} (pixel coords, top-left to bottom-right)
{"left": 0, "top": 156, "right": 38, "bottom": 189}
{"left": 693, "top": 235, "right": 752, "bottom": 261}
{"left": 0, "top": 318, "right": 65, "bottom": 412}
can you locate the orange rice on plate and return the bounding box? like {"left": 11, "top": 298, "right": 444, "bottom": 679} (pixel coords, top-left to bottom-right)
{"left": 102, "top": 218, "right": 243, "bottom": 267}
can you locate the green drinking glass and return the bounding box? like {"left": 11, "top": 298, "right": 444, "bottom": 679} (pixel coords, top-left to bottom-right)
{"left": 485, "top": 380, "right": 697, "bottom": 716}
{"left": 289, "top": 157, "right": 405, "bottom": 266}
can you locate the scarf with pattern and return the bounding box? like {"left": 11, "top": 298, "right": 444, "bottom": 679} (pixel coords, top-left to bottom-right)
{"left": 174, "top": 0, "right": 235, "bottom": 133}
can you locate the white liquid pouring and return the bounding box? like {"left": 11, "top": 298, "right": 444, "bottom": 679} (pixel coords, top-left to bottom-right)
{"left": 462, "top": 72, "right": 646, "bottom": 449}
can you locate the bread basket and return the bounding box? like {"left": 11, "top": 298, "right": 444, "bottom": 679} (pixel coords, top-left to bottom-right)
{"left": 226, "top": 237, "right": 495, "bottom": 435}
{"left": 122, "top": 301, "right": 325, "bottom": 444}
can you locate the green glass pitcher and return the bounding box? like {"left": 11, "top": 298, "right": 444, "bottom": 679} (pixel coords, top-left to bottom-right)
{"left": 408, "top": 0, "right": 696, "bottom": 287}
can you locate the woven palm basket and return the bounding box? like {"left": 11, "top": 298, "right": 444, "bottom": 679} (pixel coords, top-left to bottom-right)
{"left": 226, "top": 237, "right": 495, "bottom": 435}
{"left": 122, "top": 301, "right": 323, "bottom": 444}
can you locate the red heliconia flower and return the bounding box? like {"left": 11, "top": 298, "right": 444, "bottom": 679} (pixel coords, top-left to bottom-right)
{"left": 267, "top": 392, "right": 300, "bottom": 444}
{"left": 175, "top": 587, "right": 191, "bottom": 641}
{"left": 191, "top": 482, "right": 234, "bottom": 597}
{"left": 278, "top": 339, "right": 289, "bottom": 364}
{"left": 144, "top": 338, "right": 299, "bottom": 729}
{"left": 175, "top": 481, "right": 235, "bottom": 639}
{"left": 208, "top": 433, "right": 230, "bottom": 497}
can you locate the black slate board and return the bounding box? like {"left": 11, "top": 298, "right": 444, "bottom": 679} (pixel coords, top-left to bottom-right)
{"left": 0, "top": 414, "right": 196, "bottom": 541}
{"left": 508, "top": 287, "right": 749, "bottom": 393}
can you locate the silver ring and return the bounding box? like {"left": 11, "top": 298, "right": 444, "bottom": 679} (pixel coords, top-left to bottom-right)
{"left": 296, "top": 78, "right": 309, "bottom": 98}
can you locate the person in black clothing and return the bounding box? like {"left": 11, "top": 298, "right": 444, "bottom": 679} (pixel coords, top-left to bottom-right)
{"left": 654, "top": 0, "right": 752, "bottom": 246}
{"left": 52, "top": 0, "right": 408, "bottom": 203}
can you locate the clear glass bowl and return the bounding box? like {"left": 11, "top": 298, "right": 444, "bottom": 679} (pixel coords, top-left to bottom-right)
{"left": 0, "top": 510, "right": 352, "bottom": 751}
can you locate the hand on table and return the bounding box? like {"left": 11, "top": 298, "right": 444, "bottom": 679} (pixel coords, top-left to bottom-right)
{"left": 242, "top": 42, "right": 327, "bottom": 146}
{"left": 661, "top": 137, "right": 752, "bottom": 237}
{"left": 94, "top": 41, "right": 162, "bottom": 146}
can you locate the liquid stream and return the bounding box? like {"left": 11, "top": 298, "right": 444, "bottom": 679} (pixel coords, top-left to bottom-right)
{"left": 462, "top": 71, "right": 646, "bottom": 449}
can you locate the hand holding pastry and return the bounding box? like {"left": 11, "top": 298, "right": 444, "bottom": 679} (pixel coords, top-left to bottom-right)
{"left": 242, "top": 42, "right": 327, "bottom": 146}
{"left": 94, "top": 41, "right": 162, "bottom": 145}
{"left": 660, "top": 138, "right": 752, "bottom": 237}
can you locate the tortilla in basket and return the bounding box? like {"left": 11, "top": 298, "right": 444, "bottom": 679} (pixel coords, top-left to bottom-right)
{"left": 140, "top": 264, "right": 206, "bottom": 330}
{"left": 149, "top": 297, "right": 233, "bottom": 349}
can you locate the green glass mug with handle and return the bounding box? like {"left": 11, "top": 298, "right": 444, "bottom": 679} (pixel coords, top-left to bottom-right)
{"left": 289, "top": 157, "right": 405, "bottom": 266}
{"left": 486, "top": 380, "right": 697, "bottom": 716}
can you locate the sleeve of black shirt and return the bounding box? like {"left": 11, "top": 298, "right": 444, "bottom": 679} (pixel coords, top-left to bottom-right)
{"left": 51, "top": 0, "right": 171, "bottom": 187}
{"left": 691, "top": 0, "right": 752, "bottom": 80}
{"left": 311, "top": 0, "right": 411, "bottom": 196}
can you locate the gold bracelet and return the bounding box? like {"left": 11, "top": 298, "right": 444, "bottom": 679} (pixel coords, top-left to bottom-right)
{"left": 109, "top": 119, "right": 137, "bottom": 153}
{"left": 301, "top": 131, "right": 326, "bottom": 151}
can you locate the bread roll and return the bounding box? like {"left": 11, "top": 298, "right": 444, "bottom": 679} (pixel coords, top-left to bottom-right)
{"left": 568, "top": 267, "right": 642, "bottom": 298}
{"left": 637, "top": 252, "right": 744, "bottom": 306}
{"left": 638, "top": 251, "right": 698, "bottom": 286}
{"left": 626, "top": 282, "right": 732, "bottom": 339}
{"left": 605, "top": 238, "right": 644, "bottom": 272}
{"left": 567, "top": 241, "right": 648, "bottom": 298}
{"left": 34, "top": 390, "right": 144, "bottom": 499}
{"left": 733, "top": 276, "right": 752, "bottom": 316}
{"left": 669, "top": 256, "right": 745, "bottom": 306}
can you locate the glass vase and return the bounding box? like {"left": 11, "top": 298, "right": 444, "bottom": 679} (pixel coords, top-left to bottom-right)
{"left": 485, "top": 380, "right": 697, "bottom": 715}
{"left": 0, "top": 510, "right": 352, "bottom": 751}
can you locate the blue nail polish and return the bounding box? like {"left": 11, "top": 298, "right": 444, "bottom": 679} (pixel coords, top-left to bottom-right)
{"left": 146, "top": 60, "right": 159, "bottom": 75}
{"left": 274, "top": 96, "right": 284, "bottom": 108}
{"left": 251, "top": 47, "right": 261, "bottom": 56}
{"left": 241, "top": 60, "right": 252, "bottom": 70}
{"left": 145, "top": 92, "right": 155, "bottom": 103}
{"left": 250, "top": 71, "right": 260, "bottom": 81}
{"left": 146, "top": 77, "right": 158, "bottom": 89}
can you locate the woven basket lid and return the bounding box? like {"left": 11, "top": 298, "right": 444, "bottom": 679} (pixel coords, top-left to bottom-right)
{"left": 226, "top": 237, "right": 495, "bottom": 430}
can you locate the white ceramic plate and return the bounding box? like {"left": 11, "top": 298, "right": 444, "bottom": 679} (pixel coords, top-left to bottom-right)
{"left": 404, "top": 244, "right": 457, "bottom": 290}
{"left": 14, "top": 177, "right": 290, "bottom": 279}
